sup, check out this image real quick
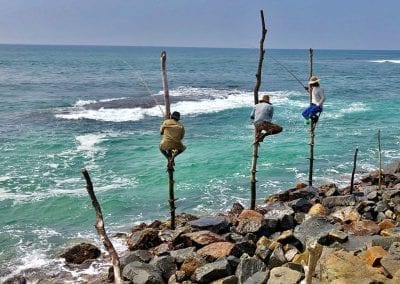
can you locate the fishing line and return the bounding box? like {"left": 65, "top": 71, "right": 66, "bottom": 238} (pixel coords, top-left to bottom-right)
{"left": 269, "top": 55, "right": 307, "bottom": 89}
{"left": 119, "top": 59, "right": 165, "bottom": 117}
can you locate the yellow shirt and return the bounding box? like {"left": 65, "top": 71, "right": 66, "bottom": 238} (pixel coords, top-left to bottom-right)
{"left": 159, "top": 119, "right": 185, "bottom": 151}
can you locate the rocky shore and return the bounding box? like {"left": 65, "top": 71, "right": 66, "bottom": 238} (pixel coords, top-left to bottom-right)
{"left": 5, "top": 162, "right": 400, "bottom": 284}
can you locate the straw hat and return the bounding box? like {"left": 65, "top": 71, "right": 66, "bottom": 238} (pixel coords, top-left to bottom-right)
{"left": 308, "top": 76, "right": 320, "bottom": 85}
{"left": 260, "top": 94, "right": 270, "bottom": 103}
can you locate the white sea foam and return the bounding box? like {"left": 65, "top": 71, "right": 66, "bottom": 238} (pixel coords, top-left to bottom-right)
{"left": 369, "top": 59, "right": 400, "bottom": 64}
{"left": 56, "top": 88, "right": 291, "bottom": 122}
{"left": 76, "top": 133, "right": 107, "bottom": 151}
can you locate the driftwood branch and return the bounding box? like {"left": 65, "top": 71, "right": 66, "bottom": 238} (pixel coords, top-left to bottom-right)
{"left": 82, "top": 168, "right": 122, "bottom": 284}
{"left": 253, "top": 10, "right": 267, "bottom": 105}
{"left": 301, "top": 240, "right": 323, "bottom": 284}
{"left": 161, "top": 51, "right": 171, "bottom": 120}
{"left": 350, "top": 147, "right": 359, "bottom": 194}
{"left": 250, "top": 10, "right": 267, "bottom": 210}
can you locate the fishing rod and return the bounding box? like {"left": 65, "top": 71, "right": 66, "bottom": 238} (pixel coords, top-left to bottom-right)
{"left": 269, "top": 55, "right": 307, "bottom": 90}
{"left": 120, "top": 59, "right": 165, "bottom": 117}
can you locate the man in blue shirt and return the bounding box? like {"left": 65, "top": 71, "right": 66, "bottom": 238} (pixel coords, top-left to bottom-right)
{"left": 250, "top": 95, "right": 283, "bottom": 143}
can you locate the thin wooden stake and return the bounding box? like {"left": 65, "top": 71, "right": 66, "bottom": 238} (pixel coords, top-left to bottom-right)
{"left": 378, "top": 129, "right": 382, "bottom": 190}
{"left": 250, "top": 10, "right": 268, "bottom": 210}
{"left": 160, "top": 51, "right": 176, "bottom": 229}
{"left": 350, "top": 147, "right": 359, "bottom": 194}
{"left": 308, "top": 48, "right": 314, "bottom": 187}
{"left": 82, "top": 168, "right": 122, "bottom": 284}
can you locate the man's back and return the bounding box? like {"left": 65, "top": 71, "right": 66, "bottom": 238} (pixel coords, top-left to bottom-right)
{"left": 251, "top": 102, "right": 274, "bottom": 124}
{"left": 160, "top": 119, "right": 185, "bottom": 151}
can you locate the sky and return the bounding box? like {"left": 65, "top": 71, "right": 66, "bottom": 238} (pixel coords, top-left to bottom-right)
{"left": 0, "top": 0, "right": 399, "bottom": 50}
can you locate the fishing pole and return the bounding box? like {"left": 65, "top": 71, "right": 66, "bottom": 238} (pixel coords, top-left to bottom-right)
{"left": 120, "top": 59, "right": 165, "bottom": 117}
{"left": 269, "top": 55, "right": 307, "bottom": 89}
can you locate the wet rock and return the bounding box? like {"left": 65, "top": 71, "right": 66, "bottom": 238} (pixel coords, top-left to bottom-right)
{"left": 122, "top": 261, "right": 163, "bottom": 284}
{"left": 267, "top": 266, "right": 303, "bottom": 284}
{"left": 127, "top": 228, "right": 161, "bottom": 250}
{"left": 188, "top": 216, "right": 230, "bottom": 234}
{"left": 235, "top": 253, "right": 267, "bottom": 283}
{"left": 60, "top": 243, "right": 101, "bottom": 264}
{"left": 193, "top": 258, "right": 232, "bottom": 284}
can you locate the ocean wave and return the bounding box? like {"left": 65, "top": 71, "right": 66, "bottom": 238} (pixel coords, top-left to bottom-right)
{"left": 322, "top": 102, "right": 370, "bottom": 119}
{"left": 369, "top": 59, "right": 400, "bottom": 64}
{"left": 55, "top": 87, "right": 292, "bottom": 122}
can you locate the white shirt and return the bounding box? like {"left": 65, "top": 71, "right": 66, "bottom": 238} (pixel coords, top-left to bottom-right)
{"left": 312, "top": 86, "right": 325, "bottom": 107}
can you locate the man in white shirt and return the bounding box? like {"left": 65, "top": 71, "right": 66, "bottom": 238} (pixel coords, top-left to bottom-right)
{"left": 302, "top": 75, "right": 325, "bottom": 124}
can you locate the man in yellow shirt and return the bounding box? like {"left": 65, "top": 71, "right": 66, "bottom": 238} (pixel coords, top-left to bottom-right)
{"left": 159, "top": 111, "right": 186, "bottom": 169}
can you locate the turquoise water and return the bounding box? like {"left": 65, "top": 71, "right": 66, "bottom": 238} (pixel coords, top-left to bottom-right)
{"left": 1, "top": 45, "right": 399, "bottom": 279}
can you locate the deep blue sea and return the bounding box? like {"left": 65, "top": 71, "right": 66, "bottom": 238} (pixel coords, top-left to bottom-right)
{"left": 1, "top": 45, "right": 399, "bottom": 281}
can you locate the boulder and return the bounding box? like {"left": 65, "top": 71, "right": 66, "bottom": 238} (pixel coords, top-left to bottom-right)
{"left": 188, "top": 216, "right": 230, "bottom": 234}
{"left": 343, "top": 220, "right": 381, "bottom": 236}
{"left": 127, "top": 228, "right": 161, "bottom": 250}
{"left": 267, "top": 266, "right": 303, "bottom": 284}
{"left": 293, "top": 216, "right": 335, "bottom": 248}
{"left": 243, "top": 271, "right": 269, "bottom": 284}
{"left": 122, "top": 261, "right": 163, "bottom": 284}
{"left": 235, "top": 253, "right": 267, "bottom": 283}
{"left": 149, "top": 255, "right": 177, "bottom": 281}
{"left": 197, "top": 242, "right": 236, "bottom": 259}
{"left": 180, "top": 230, "right": 225, "bottom": 247}
{"left": 322, "top": 195, "right": 356, "bottom": 208}
{"left": 319, "top": 250, "right": 387, "bottom": 283}
{"left": 60, "top": 243, "right": 101, "bottom": 264}
{"left": 170, "top": 247, "right": 196, "bottom": 264}
{"left": 365, "top": 246, "right": 389, "bottom": 266}
{"left": 180, "top": 255, "right": 207, "bottom": 278}
{"left": 193, "top": 258, "right": 232, "bottom": 284}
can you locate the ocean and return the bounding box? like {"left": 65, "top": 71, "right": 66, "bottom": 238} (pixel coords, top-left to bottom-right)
{"left": 0, "top": 45, "right": 399, "bottom": 281}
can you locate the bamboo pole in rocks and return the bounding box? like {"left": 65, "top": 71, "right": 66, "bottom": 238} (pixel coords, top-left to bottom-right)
{"left": 82, "top": 168, "right": 122, "bottom": 284}
{"left": 250, "top": 10, "right": 267, "bottom": 210}
{"left": 350, "top": 147, "right": 359, "bottom": 194}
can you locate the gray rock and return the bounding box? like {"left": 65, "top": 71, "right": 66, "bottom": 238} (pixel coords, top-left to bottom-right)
{"left": 170, "top": 247, "right": 196, "bottom": 264}
{"left": 193, "top": 258, "right": 232, "bottom": 284}
{"left": 389, "top": 242, "right": 400, "bottom": 255}
{"left": 340, "top": 235, "right": 382, "bottom": 252}
{"left": 263, "top": 202, "right": 295, "bottom": 231}
{"left": 287, "top": 198, "right": 312, "bottom": 213}
{"left": 243, "top": 271, "right": 269, "bottom": 284}
{"left": 372, "top": 237, "right": 400, "bottom": 250}
{"left": 235, "top": 218, "right": 267, "bottom": 236}
{"left": 293, "top": 216, "right": 335, "bottom": 248}
{"left": 235, "top": 253, "right": 267, "bottom": 283}
{"left": 150, "top": 255, "right": 177, "bottom": 281}
{"left": 188, "top": 216, "right": 229, "bottom": 234}
{"left": 322, "top": 195, "right": 356, "bottom": 208}
{"left": 268, "top": 245, "right": 287, "bottom": 269}
{"left": 127, "top": 228, "right": 161, "bottom": 251}
{"left": 382, "top": 190, "right": 400, "bottom": 202}
{"left": 122, "top": 261, "right": 164, "bottom": 284}
{"left": 375, "top": 201, "right": 389, "bottom": 212}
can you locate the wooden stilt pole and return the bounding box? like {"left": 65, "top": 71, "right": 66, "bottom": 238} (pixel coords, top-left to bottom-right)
{"left": 161, "top": 51, "right": 175, "bottom": 229}
{"left": 378, "top": 129, "right": 382, "bottom": 191}
{"left": 82, "top": 169, "right": 122, "bottom": 284}
{"left": 350, "top": 147, "right": 359, "bottom": 194}
{"left": 308, "top": 48, "right": 314, "bottom": 187}
{"left": 250, "top": 10, "right": 267, "bottom": 210}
